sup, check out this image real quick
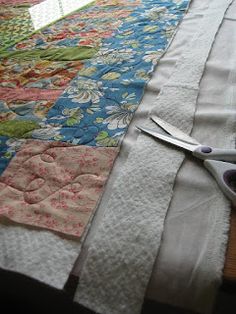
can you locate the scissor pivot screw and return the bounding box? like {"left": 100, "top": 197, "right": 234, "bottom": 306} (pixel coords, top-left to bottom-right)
{"left": 201, "top": 146, "right": 212, "bottom": 153}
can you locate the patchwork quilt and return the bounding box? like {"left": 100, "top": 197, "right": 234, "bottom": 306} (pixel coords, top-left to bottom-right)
{"left": 0, "top": 0, "right": 190, "bottom": 249}
{"left": 3, "top": 2, "right": 236, "bottom": 314}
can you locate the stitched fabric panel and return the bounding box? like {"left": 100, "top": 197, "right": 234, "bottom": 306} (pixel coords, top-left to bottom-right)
{"left": 0, "top": 0, "right": 189, "bottom": 237}
{"left": 0, "top": 3, "right": 36, "bottom": 50}
{"left": 0, "top": 140, "right": 118, "bottom": 237}
{"left": 44, "top": 0, "right": 190, "bottom": 146}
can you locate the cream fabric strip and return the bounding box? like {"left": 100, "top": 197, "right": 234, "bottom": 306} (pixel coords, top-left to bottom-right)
{"left": 74, "top": 0, "right": 233, "bottom": 313}
{"left": 147, "top": 1, "right": 236, "bottom": 312}
{"left": 71, "top": 0, "right": 210, "bottom": 285}
{"left": 0, "top": 219, "right": 80, "bottom": 289}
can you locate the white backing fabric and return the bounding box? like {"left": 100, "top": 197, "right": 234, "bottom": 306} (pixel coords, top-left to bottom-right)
{"left": 147, "top": 1, "right": 236, "bottom": 312}
{"left": 0, "top": 218, "right": 80, "bottom": 289}
{"left": 74, "top": 0, "right": 233, "bottom": 313}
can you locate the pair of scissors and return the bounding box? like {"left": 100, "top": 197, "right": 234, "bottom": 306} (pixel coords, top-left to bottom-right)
{"left": 137, "top": 116, "right": 236, "bottom": 205}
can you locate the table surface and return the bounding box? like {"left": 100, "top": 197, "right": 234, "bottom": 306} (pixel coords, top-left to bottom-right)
{"left": 223, "top": 209, "right": 236, "bottom": 282}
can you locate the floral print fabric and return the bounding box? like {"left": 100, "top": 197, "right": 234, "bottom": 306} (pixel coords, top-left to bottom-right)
{"left": 39, "top": 0, "right": 190, "bottom": 146}
{"left": 0, "top": 140, "right": 118, "bottom": 237}
{"left": 0, "top": 58, "right": 84, "bottom": 90}
{"left": 0, "top": 0, "right": 190, "bottom": 237}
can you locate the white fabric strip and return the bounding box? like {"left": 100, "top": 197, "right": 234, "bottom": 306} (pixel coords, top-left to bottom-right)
{"left": 147, "top": 1, "right": 236, "bottom": 312}
{"left": 71, "top": 0, "right": 211, "bottom": 279}
{"left": 0, "top": 218, "right": 80, "bottom": 289}
{"left": 75, "top": 0, "right": 233, "bottom": 313}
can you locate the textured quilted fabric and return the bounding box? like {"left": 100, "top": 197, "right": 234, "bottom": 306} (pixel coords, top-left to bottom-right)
{"left": 0, "top": 140, "right": 118, "bottom": 237}
{"left": 75, "top": 0, "right": 233, "bottom": 313}
{"left": 0, "top": 8, "right": 33, "bottom": 50}
{"left": 0, "top": 220, "right": 81, "bottom": 289}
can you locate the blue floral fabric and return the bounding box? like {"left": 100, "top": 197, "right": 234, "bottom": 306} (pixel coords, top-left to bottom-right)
{"left": 42, "top": 0, "right": 190, "bottom": 146}
{"left": 0, "top": 136, "right": 23, "bottom": 174}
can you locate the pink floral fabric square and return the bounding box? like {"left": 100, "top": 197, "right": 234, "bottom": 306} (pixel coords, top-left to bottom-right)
{"left": 0, "top": 140, "right": 118, "bottom": 237}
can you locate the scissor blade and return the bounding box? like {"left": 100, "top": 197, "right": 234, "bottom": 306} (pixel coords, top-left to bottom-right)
{"left": 137, "top": 125, "right": 199, "bottom": 152}
{"left": 150, "top": 115, "right": 200, "bottom": 145}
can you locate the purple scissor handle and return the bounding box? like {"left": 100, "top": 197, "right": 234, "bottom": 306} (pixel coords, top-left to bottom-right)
{"left": 204, "top": 160, "right": 236, "bottom": 205}
{"left": 193, "top": 146, "right": 236, "bottom": 162}
{"left": 136, "top": 116, "right": 236, "bottom": 205}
